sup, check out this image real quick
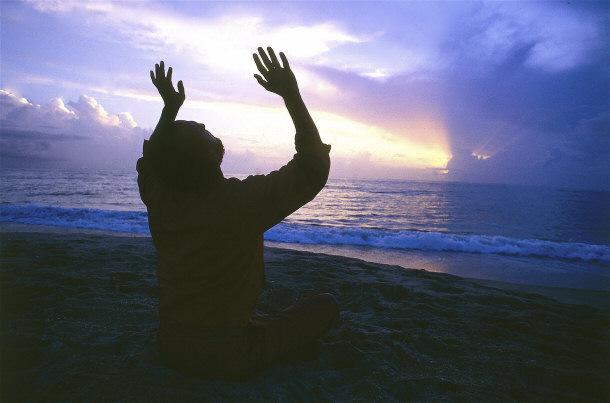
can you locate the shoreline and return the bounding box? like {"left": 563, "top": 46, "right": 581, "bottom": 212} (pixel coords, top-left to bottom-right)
{"left": 1, "top": 221, "right": 608, "bottom": 309}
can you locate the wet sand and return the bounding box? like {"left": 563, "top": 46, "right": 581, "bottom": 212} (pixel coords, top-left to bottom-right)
{"left": 1, "top": 226, "right": 608, "bottom": 401}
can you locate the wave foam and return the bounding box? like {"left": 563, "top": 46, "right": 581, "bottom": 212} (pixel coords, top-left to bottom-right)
{"left": 0, "top": 204, "right": 149, "bottom": 234}
{"left": 1, "top": 204, "right": 608, "bottom": 263}
{"left": 267, "top": 223, "right": 610, "bottom": 263}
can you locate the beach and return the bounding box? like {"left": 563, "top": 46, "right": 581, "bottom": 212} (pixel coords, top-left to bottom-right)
{"left": 1, "top": 225, "right": 608, "bottom": 401}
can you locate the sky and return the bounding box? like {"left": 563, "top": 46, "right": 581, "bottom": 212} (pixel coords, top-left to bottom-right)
{"left": 1, "top": 0, "right": 608, "bottom": 190}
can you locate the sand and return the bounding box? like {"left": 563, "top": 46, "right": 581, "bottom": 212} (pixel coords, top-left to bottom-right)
{"left": 1, "top": 226, "right": 609, "bottom": 401}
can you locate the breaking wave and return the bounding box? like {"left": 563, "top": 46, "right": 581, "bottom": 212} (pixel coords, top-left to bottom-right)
{"left": 1, "top": 204, "right": 608, "bottom": 263}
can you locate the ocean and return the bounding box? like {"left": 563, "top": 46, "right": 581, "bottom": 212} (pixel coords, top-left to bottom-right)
{"left": 1, "top": 167, "right": 608, "bottom": 290}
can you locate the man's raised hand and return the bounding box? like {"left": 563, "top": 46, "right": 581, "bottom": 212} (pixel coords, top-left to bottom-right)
{"left": 253, "top": 47, "right": 299, "bottom": 99}
{"left": 150, "top": 61, "right": 185, "bottom": 111}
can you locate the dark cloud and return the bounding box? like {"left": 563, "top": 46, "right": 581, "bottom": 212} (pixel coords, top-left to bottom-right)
{"left": 440, "top": 43, "right": 608, "bottom": 189}
{"left": 305, "top": 1, "right": 609, "bottom": 190}
{"left": 0, "top": 91, "right": 148, "bottom": 169}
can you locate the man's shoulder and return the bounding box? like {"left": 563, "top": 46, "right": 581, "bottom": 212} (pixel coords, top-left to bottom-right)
{"left": 224, "top": 174, "right": 265, "bottom": 187}
{"left": 216, "top": 174, "right": 277, "bottom": 202}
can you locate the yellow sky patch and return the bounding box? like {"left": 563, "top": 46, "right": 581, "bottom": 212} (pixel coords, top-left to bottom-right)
{"left": 178, "top": 99, "right": 452, "bottom": 170}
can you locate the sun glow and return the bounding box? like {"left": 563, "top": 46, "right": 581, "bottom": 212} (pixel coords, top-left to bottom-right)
{"left": 179, "top": 98, "right": 452, "bottom": 171}
{"left": 314, "top": 111, "right": 452, "bottom": 169}
{"left": 471, "top": 152, "right": 490, "bottom": 160}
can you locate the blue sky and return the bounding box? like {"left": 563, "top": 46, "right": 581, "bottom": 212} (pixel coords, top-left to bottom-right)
{"left": 1, "top": 0, "right": 608, "bottom": 190}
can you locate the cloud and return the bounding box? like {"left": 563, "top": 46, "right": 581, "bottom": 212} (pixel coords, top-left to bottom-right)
{"left": 19, "top": 0, "right": 606, "bottom": 116}
{"left": 67, "top": 95, "right": 138, "bottom": 132}
{"left": 21, "top": 0, "right": 429, "bottom": 86}
{"left": 444, "top": 112, "right": 610, "bottom": 191}
{"left": 24, "top": 0, "right": 112, "bottom": 13}
{"left": 24, "top": 1, "right": 365, "bottom": 69}
{"left": 10, "top": 0, "right": 608, "bottom": 189}
{"left": 465, "top": 2, "right": 605, "bottom": 72}
{"left": 0, "top": 90, "right": 148, "bottom": 168}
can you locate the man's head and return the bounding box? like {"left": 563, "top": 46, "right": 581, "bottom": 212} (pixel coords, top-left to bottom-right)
{"left": 152, "top": 120, "right": 225, "bottom": 191}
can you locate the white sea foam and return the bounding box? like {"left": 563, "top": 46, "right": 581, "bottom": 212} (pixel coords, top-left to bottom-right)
{"left": 0, "top": 204, "right": 149, "bottom": 234}
{"left": 1, "top": 204, "right": 608, "bottom": 263}
{"left": 267, "top": 223, "right": 610, "bottom": 263}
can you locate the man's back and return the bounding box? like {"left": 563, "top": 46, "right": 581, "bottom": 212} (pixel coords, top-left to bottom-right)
{"left": 138, "top": 143, "right": 330, "bottom": 333}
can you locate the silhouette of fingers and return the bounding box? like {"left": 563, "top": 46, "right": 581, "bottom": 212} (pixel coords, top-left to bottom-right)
{"left": 177, "top": 80, "right": 185, "bottom": 98}
{"left": 279, "top": 52, "right": 290, "bottom": 69}
{"left": 253, "top": 53, "right": 268, "bottom": 77}
{"left": 268, "top": 47, "right": 280, "bottom": 68}
{"left": 150, "top": 70, "right": 156, "bottom": 85}
{"left": 167, "top": 66, "right": 173, "bottom": 82}
{"left": 254, "top": 74, "right": 270, "bottom": 91}
{"left": 257, "top": 47, "right": 273, "bottom": 70}
{"left": 155, "top": 61, "right": 165, "bottom": 81}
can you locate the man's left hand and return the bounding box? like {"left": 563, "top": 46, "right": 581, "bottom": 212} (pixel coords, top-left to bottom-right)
{"left": 150, "top": 60, "right": 185, "bottom": 111}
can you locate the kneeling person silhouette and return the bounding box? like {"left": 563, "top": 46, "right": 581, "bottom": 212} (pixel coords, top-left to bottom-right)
{"left": 137, "top": 47, "right": 338, "bottom": 379}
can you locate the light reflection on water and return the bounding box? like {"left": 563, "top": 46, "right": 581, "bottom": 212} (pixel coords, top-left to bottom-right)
{"left": 290, "top": 178, "right": 610, "bottom": 246}
{"left": 1, "top": 168, "right": 608, "bottom": 246}
{"left": 0, "top": 168, "right": 143, "bottom": 212}
{"left": 289, "top": 179, "right": 454, "bottom": 233}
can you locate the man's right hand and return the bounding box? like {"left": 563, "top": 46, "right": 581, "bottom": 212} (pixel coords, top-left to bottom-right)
{"left": 150, "top": 60, "right": 185, "bottom": 112}
{"left": 253, "top": 47, "right": 299, "bottom": 99}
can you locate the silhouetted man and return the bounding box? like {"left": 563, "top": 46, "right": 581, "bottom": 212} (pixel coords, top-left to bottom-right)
{"left": 137, "top": 47, "right": 338, "bottom": 379}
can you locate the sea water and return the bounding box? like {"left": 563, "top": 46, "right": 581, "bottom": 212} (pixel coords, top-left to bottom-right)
{"left": 1, "top": 168, "right": 608, "bottom": 290}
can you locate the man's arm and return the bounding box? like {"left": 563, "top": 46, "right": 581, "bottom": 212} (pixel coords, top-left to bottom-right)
{"left": 253, "top": 47, "right": 326, "bottom": 153}
{"left": 147, "top": 61, "right": 186, "bottom": 152}
{"left": 236, "top": 47, "right": 330, "bottom": 234}
{"left": 137, "top": 61, "right": 185, "bottom": 206}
